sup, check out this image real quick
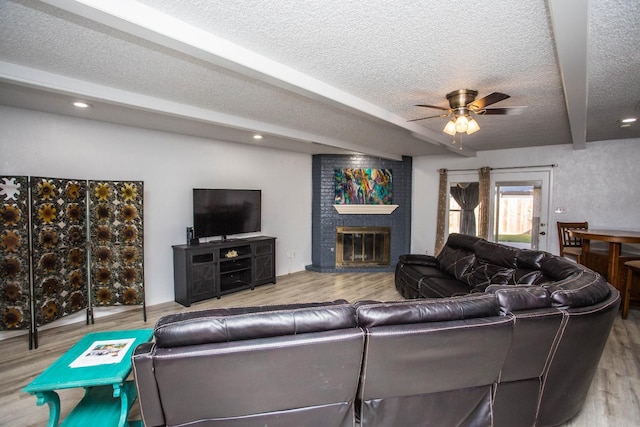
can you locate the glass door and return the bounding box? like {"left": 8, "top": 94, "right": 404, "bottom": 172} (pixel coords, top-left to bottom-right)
{"left": 490, "top": 170, "right": 551, "bottom": 251}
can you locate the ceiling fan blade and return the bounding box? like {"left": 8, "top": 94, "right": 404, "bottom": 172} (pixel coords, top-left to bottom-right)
{"left": 478, "top": 106, "right": 527, "bottom": 115}
{"left": 415, "top": 104, "right": 451, "bottom": 111}
{"left": 407, "top": 113, "right": 451, "bottom": 122}
{"left": 468, "top": 92, "right": 510, "bottom": 110}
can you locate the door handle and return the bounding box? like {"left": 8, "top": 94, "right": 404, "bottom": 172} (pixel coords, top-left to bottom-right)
{"left": 539, "top": 231, "right": 546, "bottom": 235}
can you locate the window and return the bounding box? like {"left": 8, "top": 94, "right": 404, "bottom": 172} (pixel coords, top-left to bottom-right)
{"left": 448, "top": 182, "right": 479, "bottom": 236}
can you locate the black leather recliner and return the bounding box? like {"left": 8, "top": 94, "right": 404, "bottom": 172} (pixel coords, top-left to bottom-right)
{"left": 132, "top": 300, "right": 365, "bottom": 427}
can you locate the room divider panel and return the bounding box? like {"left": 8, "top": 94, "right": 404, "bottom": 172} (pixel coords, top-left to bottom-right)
{"left": 88, "top": 180, "right": 145, "bottom": 322}
{"left": 0, "top": 176, "right": 145, "bottom": 349}
{"left": 31, "top": 177, "right": 89, "bottom": 329}
{"left": 0, "top": 176, "right": 31, "bottom": 335}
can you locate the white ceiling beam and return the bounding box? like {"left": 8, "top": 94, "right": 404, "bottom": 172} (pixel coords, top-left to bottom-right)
{"left": 0, "top": 61, "right": 404, "bottom": 160}
{"left": 548, "top": 0, "right": 589, "bottom": 150}
{"left": 37, "top": 0, "right": 471, "bottom": 157}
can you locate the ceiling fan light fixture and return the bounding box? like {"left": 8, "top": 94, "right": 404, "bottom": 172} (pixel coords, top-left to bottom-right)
{"left": 443, "top": 120, "right": 457, "bottom": 135}
{"left": 414, "top": 89, "right": 521, "bottom": 137}
{"left": 466, "top": 118, "right": 480, "bottom": 134}
{"left": 454, "top": 115, "right": 469, "bottom": 133}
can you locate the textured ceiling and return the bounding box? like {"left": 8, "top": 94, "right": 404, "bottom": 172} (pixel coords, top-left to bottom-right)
{"left": 0, "top": 0, "right": 639, "bottom": 160}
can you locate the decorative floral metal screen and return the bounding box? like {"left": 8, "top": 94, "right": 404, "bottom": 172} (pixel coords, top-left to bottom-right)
{"left": 89, "top": 181, "right": 144, "bottom": 309}
{"left": 1, "top": 176, "right": 31, "bottom": 331}
{"left": 0, "top": 176, "right": 144, "bottom": 347}
{"left": 31, "top": 177, "right": 88, "bottom": 326}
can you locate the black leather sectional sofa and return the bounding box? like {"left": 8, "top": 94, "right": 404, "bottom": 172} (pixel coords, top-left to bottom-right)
{"left": 132, "top": 234, "right": 619, "bottom": 426}
{"left": 394, "top": 233, "right": 620, "bottom": 426}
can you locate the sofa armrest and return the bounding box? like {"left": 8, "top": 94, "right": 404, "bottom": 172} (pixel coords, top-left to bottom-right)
{"left": 398, "top": 254, "right": 437, "bottom": 267}
{"left": 132, "top": 343, "right": 165, "bottom": 427}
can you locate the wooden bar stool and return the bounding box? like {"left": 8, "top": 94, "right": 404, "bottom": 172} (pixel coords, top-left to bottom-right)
{"left": 623, "top": 260, "right": 640, "bottom": 319}
{"left": 557, "top": 221, "right": 588, "bottom": 263}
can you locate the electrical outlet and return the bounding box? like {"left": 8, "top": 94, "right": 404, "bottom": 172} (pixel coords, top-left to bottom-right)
{"left": 554, "top": 207, "right": 567, "bottom": 214}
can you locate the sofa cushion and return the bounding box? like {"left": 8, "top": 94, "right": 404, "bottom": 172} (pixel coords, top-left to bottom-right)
{"left": 465, "top": 261, "right": 514, "bottom": 292}
{"left": 507, "top": 250, "right": 547, "bottom": 285}
{"left": 419, "top": 276, "right": 472, "bottom": 298}
{"left": 509, "top": 269, "right": 543, "bottom": 285}
{"left": 154, "top": 300, "right": 356, "bottom": 347}
{"left": 354, "top": 294, "right": 500, "bottom": 327}
{"left": 404, "top": 264, "right": 454, "bottom": 281}
{"left": 436, "top": 245, "right": 476, "bottom": 280}
{"left": 510, "top": 265, "right": 544, "bottom": 285}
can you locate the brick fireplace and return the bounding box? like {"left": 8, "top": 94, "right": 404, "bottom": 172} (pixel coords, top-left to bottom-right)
{"left": 306, "top": 155, "right": 412, "bottom": 273}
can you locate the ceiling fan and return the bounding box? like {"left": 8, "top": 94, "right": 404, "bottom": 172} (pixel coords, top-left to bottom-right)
{"left": 409, "top": 89, "right": 527, "bottom": 136}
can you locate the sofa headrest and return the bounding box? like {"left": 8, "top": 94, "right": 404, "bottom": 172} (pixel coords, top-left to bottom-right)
{"left": 445, "top": 233, "right": 481, "bottom": 252}
{"left": 474, "top": 240, "right": 519, "bottom": 268}
{"left": 154, "top": 300, "right": 356, "bottom": 348}
{"left": 354, "top": 294, "right": 500, "bottom": 328}
{"left": 539, "top": 255, "right": 582, "bottom": 280}
{"left": 515, "top": 249, "right": 547, "bottom": 269}
{"left": 486, "top": 285, "right": 552, "bottom": 312}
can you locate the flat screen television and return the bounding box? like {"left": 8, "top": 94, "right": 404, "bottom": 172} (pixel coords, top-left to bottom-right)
{"left": 193, "top": 189, "right": 261, "bottom": 239}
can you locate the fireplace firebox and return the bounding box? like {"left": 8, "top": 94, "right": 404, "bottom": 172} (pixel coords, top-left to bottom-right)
{"left": 335, "top": 226, "right": 391, "bottom": 267}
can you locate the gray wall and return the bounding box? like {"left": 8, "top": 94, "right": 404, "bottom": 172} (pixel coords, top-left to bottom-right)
{"left": 0, "top": 106, "right": 313, "bottom": 307}
{"left": 2, "top": 105, "right": 638, "bottom": 304}
{"left": 411, "top": 139, "right": 640, "bottom": 256}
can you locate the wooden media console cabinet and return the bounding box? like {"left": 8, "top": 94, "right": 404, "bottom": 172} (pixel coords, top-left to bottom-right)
{"left": 172, "top": 236, "right": 276, "bottom": 306}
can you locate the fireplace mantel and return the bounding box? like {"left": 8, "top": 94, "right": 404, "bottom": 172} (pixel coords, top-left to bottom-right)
{"left": 333, "top": 204, "right": 399, "bottom": 215}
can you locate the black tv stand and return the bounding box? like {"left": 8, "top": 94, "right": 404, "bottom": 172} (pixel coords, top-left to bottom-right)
{"left": 172, "top": 236, "right": 276, "bottom": 307}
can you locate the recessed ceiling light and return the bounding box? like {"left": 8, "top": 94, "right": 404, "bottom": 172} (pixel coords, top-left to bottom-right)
{"left": 71, "top": 101, "right": 92, "bottom": 108}
{"left": 253, "top": 134, "right": 263, "bottom": 140}
{"left": 621, "top": 117, "right": 637, "bottom": 123}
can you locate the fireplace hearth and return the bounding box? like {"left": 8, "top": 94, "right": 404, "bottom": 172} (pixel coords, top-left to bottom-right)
{"left": 335, "top": 226, "right": 391, "bottom": 267}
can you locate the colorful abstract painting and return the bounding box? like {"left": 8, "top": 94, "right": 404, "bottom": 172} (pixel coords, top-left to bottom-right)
{"left": 89, "top": 180, "right": 144, "bottom": 308}
{"left": 0, "top": 176, "right": 31, "bottom": 331}
{"left": 31, "top": 177, "right": 88, "bottom": 326}
{"left": 334, "top": 168, "right": 393, "bottom": 205}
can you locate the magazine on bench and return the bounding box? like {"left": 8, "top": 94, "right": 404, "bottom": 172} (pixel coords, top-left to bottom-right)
{"left": 69, "top": 338, "right": 136, "bottom": 368}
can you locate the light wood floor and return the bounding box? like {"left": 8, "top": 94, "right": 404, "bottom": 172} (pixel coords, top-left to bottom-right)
{"left": 1, "top": 271, "right": 638, "bottom": 427}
